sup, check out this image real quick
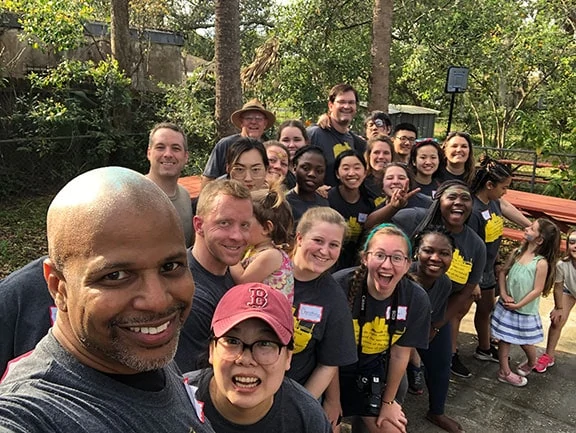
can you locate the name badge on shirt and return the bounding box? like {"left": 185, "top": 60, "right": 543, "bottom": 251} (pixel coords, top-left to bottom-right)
{"left": 481, "top": 209, "right": 491, "bottom": 220}
{"left": 358, "top": 213, "right": 368, "bottom": 223}
{"left": 298, "top": 303, "right": 323, "bottom": 323}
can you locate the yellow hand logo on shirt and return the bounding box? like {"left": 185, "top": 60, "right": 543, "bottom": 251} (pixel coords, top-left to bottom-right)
{"left": 446, "top": 248, "right": 473, "bottom": 285}
{"left": 485, "top": 214, "right": 504, "bottom": 242}
{"left": 333, "top": 143, "right": 353, "bottom": 158}
{"left": 293, "top": 316, "right": 315, "bottom": 354}
{"left": 353, "top": 316, "right": 404, "bottom": 355}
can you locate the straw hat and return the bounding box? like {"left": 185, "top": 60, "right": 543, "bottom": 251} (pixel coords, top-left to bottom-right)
{"left": 230, "top": 99, "right": 276, "bottom": 129}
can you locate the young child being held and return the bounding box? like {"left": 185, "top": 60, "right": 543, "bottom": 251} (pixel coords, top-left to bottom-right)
{"left": 231, "top": 186, "right": 295, "bottom": 303}
{"left": 491, "top": 218, "right": 561, "bottom": 386}
{"left": 534, "top": 228, "right": 576, "bottom": 373}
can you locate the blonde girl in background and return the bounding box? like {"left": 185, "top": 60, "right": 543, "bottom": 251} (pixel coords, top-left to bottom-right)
{"left": 231, "top": 186, "right": 295, "bottom": 304}
{"left": 534, "top": 228, "right": 576, "bottom": 373}
{"left": 491, "top": 218, "right": 560, "bottom": 386}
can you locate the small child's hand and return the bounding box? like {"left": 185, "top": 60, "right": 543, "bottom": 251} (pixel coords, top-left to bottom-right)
{"left": 501, "top": 294, "right": 514, "bottom": 304}
{"left": 316, "top": 113, "right": 331, "bottom": 129}
{"left": 503, "top": 301, "right": 519, "bottom": 310}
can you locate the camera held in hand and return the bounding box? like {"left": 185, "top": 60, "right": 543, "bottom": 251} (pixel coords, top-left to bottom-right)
{"left": 356, "top": 374, "right": 382, "bottom": 416}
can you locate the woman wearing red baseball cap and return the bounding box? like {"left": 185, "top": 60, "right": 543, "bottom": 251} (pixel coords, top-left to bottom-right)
{"left": 187, "top": 283, "right": 330, "bottom": 433}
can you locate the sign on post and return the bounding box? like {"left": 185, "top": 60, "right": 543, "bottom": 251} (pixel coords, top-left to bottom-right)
{"left": 445, "top": 67, "right": 469, "bottom": 93}
{"left": 445, "top": 66, "right": 469, "bottom": 135}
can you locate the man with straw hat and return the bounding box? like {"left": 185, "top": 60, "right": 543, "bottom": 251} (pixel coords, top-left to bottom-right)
{"left": 202, "top": 99, "right": 275, "bottom": 186}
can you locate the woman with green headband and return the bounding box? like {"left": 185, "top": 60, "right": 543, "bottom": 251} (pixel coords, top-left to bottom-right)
{"left": 332, "top": 223, "right": 431, "bottom": 433}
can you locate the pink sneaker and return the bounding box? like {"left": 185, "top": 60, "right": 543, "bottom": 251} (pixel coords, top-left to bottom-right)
{"left": 517, "top": 361, "right": 534, "bottom": 377}
{"left": 534, "top": 353, "right": 555, "bottom": 373}
{"left": 498, "top": 371, "right": 528, "bottom": 387}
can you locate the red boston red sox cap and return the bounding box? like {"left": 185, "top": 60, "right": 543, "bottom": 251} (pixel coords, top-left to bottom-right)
{"left": 211, "top": 283, "right": 293, "bottom": 345}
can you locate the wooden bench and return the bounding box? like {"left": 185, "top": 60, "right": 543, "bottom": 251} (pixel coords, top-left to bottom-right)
{"left": 504, "top": 189, "right": 576, "bottom": 234}
{"left": 178, "top": 175, "right": 202, "bottom": 199}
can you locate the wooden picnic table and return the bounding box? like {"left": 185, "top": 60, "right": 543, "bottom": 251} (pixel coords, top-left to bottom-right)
{"left": 177, "top": 176, "right": 575, "bottom": 238}
{"left": 504, "top": 189, "right": 576, "bottom": 233}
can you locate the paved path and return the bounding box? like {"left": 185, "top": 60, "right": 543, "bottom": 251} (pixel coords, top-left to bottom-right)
{"left": 403, "top": 295, "right": 576, "bottom": 432}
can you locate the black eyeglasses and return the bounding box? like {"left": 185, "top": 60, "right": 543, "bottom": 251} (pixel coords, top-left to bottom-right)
{"left": 213, "top": 336, "right": 286, "bottom": 365}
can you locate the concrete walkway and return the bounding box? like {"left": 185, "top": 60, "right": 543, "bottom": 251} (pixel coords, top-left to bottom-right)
{"left": 403, "top": 295, "right": 576, "bottom": 432}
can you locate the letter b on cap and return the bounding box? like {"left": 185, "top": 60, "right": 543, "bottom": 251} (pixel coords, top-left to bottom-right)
{"left": 247, "top": 287, "right": 268, "bottom": 309}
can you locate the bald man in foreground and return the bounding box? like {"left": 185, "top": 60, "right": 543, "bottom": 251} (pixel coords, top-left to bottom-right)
{"left": 0, "top": 167, "right": 214, "bottom": 433}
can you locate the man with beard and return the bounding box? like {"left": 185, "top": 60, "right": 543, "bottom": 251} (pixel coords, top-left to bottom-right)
{"left": 0, "top": 167, "right": 214, "bottom": 433}
{"left": 307, "top": 83, "right": 366, "bottom": 187}
{"left": 175, "top": 179, "right": 253, "bottom": 372}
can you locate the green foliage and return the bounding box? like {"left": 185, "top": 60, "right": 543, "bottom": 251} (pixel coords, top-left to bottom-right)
{"left": 158, "top": 68, "right": 217, "bottom": 174}
{"left": 0, "top": 195, "right": 51, "bottom": 279}
{"left": 5, "top": 0, "right": 94, "bottom": 51}
{"left": 260, "top": 0, "right": 372, "bottom": 122}
{"left": 1, "top": 58, "right": 156, "bottom": 198}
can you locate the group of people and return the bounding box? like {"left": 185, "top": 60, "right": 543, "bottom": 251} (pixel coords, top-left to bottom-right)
{"left": 1, "top": 82, "right": 574, "bottom": 433}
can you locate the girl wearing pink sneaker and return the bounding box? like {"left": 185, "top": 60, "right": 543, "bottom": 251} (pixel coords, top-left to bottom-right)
{"left": 491, "top": 219, "right": 561, "bottom": 386}
{"left": 535, "top": 229, "right": 576, "bottom": 373}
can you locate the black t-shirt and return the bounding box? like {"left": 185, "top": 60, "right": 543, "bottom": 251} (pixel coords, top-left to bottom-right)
{"left": 175, "top": 252, "right": 235, "bottom": 372}
{"left": 468, "top": 197, "right": 504, "bottom": 288}
{"left": 307, "top": 126, "right": 366, "bottom": 187}
{"left": 285, "top": 189, "right": 329, "bottom": 226}
{"left": 332, "top": 269, "right": 431, "bottom": 371}
{"left": 409, "top": 263, "right": 452, "bottom": 323}
{"left": 328, "top": 187, "right": 375, "bottom": 270}
{"left": 287, "top": 273, "right": 358, "bottom": 384}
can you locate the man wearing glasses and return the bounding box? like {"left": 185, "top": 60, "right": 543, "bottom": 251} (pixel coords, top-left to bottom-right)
{"left": 307, "top": 83, "right": 366, "bottom": 187}
{"left": 392, "top": 123, "right": 418, "bottom": 164}
{"left": 202, "top": 99, "right": 275, "bottom": 187}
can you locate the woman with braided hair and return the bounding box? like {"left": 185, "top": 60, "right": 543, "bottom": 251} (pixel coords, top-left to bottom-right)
{"left": 332, "top": 224, "right": 431, "bottom": 433}
{"left": 391, "top": 180, "right": 487, "bottom": 379}
{"left": 467, "top": 156, "right": 514, "bottom": 363}
{"left": 410, "top": 227, "right": 463, "bottom": 432}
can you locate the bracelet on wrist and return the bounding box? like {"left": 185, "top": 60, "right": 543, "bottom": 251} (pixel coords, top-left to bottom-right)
{"left": 433, "top": 327, "right": 440, "bottom": 333}
{"left": 381, "top": 399, "right": 395, "bottom": 405}
{"left": 554, "top": 307, "right": 563, "bottom": 310}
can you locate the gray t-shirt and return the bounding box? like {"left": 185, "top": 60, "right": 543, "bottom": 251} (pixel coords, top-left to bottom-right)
{"left": 0, "top": 332, "right": 215, "bottom": 433}
{"left": 171, "top": 184, "right": 193, "bottom": 248}
{"left": 556, "top": 259, "right": 576, "bottom": 297}
{"left": 192, "top": 372, "right": 331, "bottom": 433}
{"left": 202, "top": 134, "right": 241, "bottom": 179}
{"left": 175, "top": 252, "right": 235, "bottom": 372}
{"left": 468, "top": 197, "right": 503, "bottom": 288}
{"left": 393, "top": 209, "right": 486, "bottom": 292}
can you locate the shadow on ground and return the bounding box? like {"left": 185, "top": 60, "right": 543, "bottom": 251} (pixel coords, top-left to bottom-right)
{"left": 344, "top": 295, "right": 576, "bottom": 432}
